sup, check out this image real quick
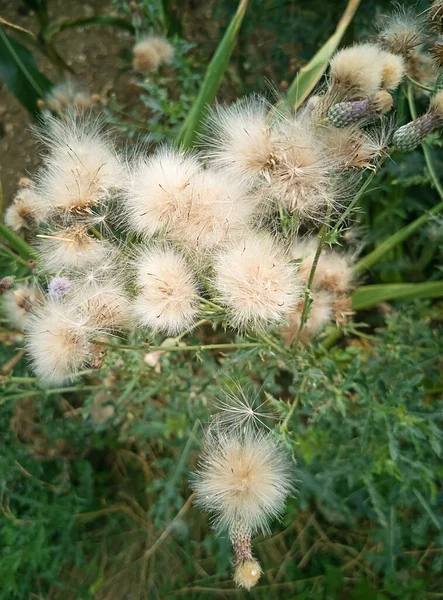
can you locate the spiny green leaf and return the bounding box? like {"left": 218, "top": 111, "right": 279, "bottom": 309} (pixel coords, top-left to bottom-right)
{"left": 0, "top": 26, "right": 52, "bottom": 116}
{"left": 177, "top": 0, "right": 248, "bottom": 148}
{"left": 286, "top": 0, "right": 360, "bottom": 109}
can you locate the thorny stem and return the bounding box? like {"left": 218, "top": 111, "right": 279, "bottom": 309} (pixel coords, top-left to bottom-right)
{"left": 292, "top": 208, "right": 331, "bottom": 346}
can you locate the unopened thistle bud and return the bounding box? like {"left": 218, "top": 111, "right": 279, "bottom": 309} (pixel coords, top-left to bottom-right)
{"left": 393, "top": 91, "right": 443, "bottom": 151}
{"left": 430, "top": 1, "right": 443, "bottom": 34}
{"left": 328, "top": 91, "right": 393, "bottom": 128}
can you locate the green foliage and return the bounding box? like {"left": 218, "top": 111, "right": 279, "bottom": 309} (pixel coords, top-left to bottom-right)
{"left": 177, "top": 0, "right": 248, "bottom": 147}
{"left": 0, "top": 306, "right": 442, "bottom": 598}
{"left": 0, "top": 26, "right": 52, "bottom": 116}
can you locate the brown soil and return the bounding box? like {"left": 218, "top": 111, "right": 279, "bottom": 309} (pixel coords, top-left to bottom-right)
{"left": 0, "top": 0, "right": 134, "bottom": 203}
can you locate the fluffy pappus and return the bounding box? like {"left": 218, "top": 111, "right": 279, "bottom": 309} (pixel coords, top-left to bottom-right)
{"left": 292, "top": 238, "right": 355, "bottom": 293}
{"left": 37, "top": 224, "right": 112, "bottom": 272}
{"left": 329, "top": 44, "right": 385, "bottom": 99}
{"left": 169, "top": 169, "right": 254, "bottom": 250}
{"left": 280, "top": 290, "right": 333, "bottom": 345}
{"left": 192, "top": 427, "right": 294, "bottom": 536}
{"left": 3, "top": 285, "right": 44, "bottom": 331}
{"left": 133, "top": 246, "right": 200, "bottom": 335}
{"left": 5, "top": 183, "right": 47, "bottom": 231}
{"left": 213, "top": 234, "right": 301, "bottom": 329}
{"left": 44, "top": 80, "right": 93, "bottom": 116}
{"left": 124, "top": 148, "right": 201, "bottom": 237}
{"left": 26, "top": 300, "right": 97, "bottom": 385}
{"left": 234, "top": 560, "right": 262, "bottom": 590}
{"left": 132, "top": 36, "right": 174, "bottom": 73}
{"left": 203, "top": 97, "right": 275, "bottom": 186}
{"left": 36, "top": 115, "right": 124, "bottom": 218}
{"left": 380, "top": 51, "right": 405, "bottom": 90}
{"left": 322, "top": 122, "right": 391, "bottom": 170}
{"left": 377, "top": 6, "right": 424, "bottom": 58}
{"left": 265, "top": 117, "right": 340, "bottom": 220}
{"left": 70, "top": 279, "right": 131, "bottom": 331}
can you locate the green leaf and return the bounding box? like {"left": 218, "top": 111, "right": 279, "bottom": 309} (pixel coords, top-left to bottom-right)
{"left": 176, "top": 0, "right": 248, "bottom": 148}
{"left": 286, "top": 0, "right": 361, "bottom": 109}
{"left": 0, "top": 26, "right": 52, "bottom": 116}
{"left": 351, "top": 281, "right": 443, "bottom": 311}
{"left": 44, "top": 15, "right": 135, "bottom": 39}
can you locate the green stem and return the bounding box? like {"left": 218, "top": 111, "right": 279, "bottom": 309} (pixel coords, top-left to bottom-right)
{"left": 255, "top": 331, "right": 290, "bottom": 357}
{"left": 293, "top": 208, "right": 331, "bottom": 346}
{"left": 355, "top": 84, "right": 443, "bottom": 275}
{"left": 1, "top": 385, "right": 99, "bottom": 403}
{"left": 94, "top": 340, "right": 265, "bottom": 352}
{"left": 405, "top": 74, "right": 435, "bottom": 94}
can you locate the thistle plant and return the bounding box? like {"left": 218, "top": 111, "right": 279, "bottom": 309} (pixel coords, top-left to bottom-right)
{"left": 2, "top": 0, "right": 443, "bottom": 592}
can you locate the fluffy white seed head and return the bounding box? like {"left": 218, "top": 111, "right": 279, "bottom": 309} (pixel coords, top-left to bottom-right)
{"left": 380, "top": 51, "right": 405, "bottom": 90}
{"left": 329, "top": 44, "right": 384, "bottom": 97}
{"left": 125, "top": 148, "right": 201, "bottom": 237}
{"left": 3, "top": 285, "right": 44, "bottom": 330}
{"left": 37, "top": 224, "right": 111, "bottom": 273}
{"left": 132, "top": 36, "right": 174, "bottom": 73}
{"left": 281, "top": 291, "right": 333, "bottom": 345}
{"left": 321, "top": 124, "right": 390, "bottom": 170}
{"left": 213, "top": 234, "right": 302, "bottom": 329}
{"left": 234, "top": 560, "right": 262, "bottom": 590}
{"left": 36, "top": 116, "right": 123, "bottom": 218}
{"left": 192, "top": 428, "right": 294, "bottom": 535}
{"left": 377, "top": 6, "right": 424, "bottom": 58}
{"left": 44, "top": 80, "right": 92, "bottom": 116}
{"left": 69, "top": 279, "right": 130, "bottom": 331}
{"left": 26, "top": 301, "right": 96, "bottom": 385}
{"left": 5, "top": 185, "right": 47, "bottom": 231}
{"left": 203, "top": 97, "right": 274, "bottom": 186}
{"left": 133, "top": 246, "right": 199, "bottom": 335}
{"left": 291, "top": 238, "right": 354, "bottom": 293}
{"left": 169, "top": 169, "right": 254, "bottom": 250}
{"left": 266, "top": 118, "right": 338, "bottom": 219}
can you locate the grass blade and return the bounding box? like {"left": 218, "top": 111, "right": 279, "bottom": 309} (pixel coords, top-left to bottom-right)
{"left": 286, "top": 0, "right": 360, "bottom": 109}
{"left": 351, "top": 281, "right": 443, "bottom": 311}
{"left": 177, "top": 0, "right": 248, "bottom": 148}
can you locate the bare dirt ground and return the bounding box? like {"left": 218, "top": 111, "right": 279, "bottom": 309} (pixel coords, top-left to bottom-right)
{"left": 0, "top": 0, "right": 133, "bottom": 203}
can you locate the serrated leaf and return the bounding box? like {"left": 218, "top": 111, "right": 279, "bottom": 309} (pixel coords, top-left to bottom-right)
{"left": 177, "top": 0, "right": 248, "bottom": 148}
{"left": 0, "top": 26, "right": 52, "bottom": 116}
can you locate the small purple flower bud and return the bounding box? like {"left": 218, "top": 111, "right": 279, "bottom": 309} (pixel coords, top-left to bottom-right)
{"left": 48, "top": 277, "right": 71, "bottom": 300}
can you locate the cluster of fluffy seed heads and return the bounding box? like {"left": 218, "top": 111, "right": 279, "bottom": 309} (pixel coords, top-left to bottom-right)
{"left": 132, "top": 36, "right": 174, "bottom": 73}
{"left": 192, "top": 410, "right": 294, "bottom": 589}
